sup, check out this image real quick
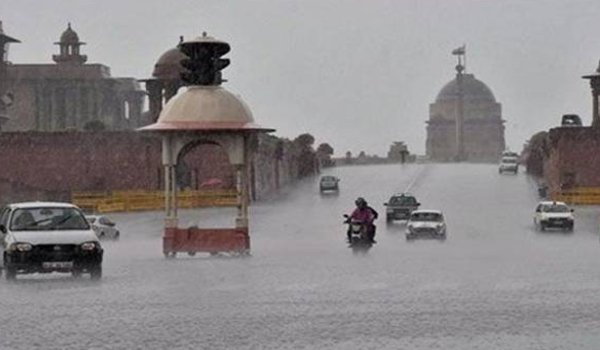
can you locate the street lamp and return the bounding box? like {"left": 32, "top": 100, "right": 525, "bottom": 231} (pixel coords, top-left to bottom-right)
{"left": 582, "top": 60, "right": 600, "bottom": 128}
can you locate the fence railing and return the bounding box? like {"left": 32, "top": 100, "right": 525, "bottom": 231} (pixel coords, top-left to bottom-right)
{"left": 552, "top": 187, "right": 600, "bottom": 205}
{"left": 72, "top": 189, "right": 238, "bottom": 213}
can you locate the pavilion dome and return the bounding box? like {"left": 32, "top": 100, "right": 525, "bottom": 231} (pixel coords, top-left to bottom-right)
{"left": 435, "top": 73, "right": 496, "bottom": 103}
{"left": 140, "top": 86, "right": 272, "bottom": 132}
{"left": 59, "top": 23, "right": 81, "bottom": 44}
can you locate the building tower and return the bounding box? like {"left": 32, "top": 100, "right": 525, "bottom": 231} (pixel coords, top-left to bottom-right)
{"left": 426, "top": 50, "right": 505, "bottom": 163}
{"left": 0, "top": 21, "right": 20, "bottom": 130}
{"left": 52, "top": 23, "right": 87, "bottom": 65}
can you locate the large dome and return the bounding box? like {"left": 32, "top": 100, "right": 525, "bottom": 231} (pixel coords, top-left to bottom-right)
{"left": 436, "top": 74, "right": 496, "bottom": 103}
{"left": 152, "top": 47, "right": 187, "bottom": 80}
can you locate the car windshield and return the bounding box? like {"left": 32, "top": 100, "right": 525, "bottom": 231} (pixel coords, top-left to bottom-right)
{"left": 389, "top": 196, "right": 417, "bottom": 206}
{"left": 410, "top": 212, "right": 443, "bottom": 222}
{"left": 542, "top": 204, "right": 570, "bottom": 213}
{"left": 502, "top": 158, "right": 518, "bottom": 164}
{"left": 10, "top": 207, "right": 90, "bottom": 231}
{"left": 321, "top": 176, "right": 336, "bottom": 181}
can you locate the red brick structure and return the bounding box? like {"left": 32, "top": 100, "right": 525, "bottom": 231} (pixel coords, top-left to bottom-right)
{"left": 0, "top": 131, "right": 234, "bottom": 204}
{"left": 542, "top": 127, "right": 600, "bottom": 193}
{"left": 0, "top": 131, "right": 308, "bottom": 206}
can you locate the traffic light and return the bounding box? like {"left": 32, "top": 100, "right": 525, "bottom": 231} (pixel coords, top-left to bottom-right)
{"left": 179, "top": 33, "right": 231, "bottom": 86}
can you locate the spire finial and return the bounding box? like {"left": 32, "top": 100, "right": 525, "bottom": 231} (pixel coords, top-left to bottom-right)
{"left": 68, "top": 22, "right": 71, "bottom": 29}
{"left": 202, "top": 31, "right": 207, "bottom": 37}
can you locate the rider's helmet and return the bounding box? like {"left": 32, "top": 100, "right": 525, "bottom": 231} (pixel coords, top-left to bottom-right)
{"left": 355, "top": 197, "right": 367, "bottom": 208}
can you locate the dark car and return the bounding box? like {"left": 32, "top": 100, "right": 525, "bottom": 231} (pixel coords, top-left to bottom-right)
{"left": 384, "top": 193, "right": 421, "bottom": 222}
{"left": 561, "top": 114, "right": 582, "bottom": 127}
{"left": 319, "top": 175, "right": 339, "bottom": 193}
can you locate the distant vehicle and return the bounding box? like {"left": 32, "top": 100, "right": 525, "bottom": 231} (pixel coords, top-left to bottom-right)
{"left": 319, "top": 175, "right": 339, "bottom": 193}
{"left": 406, "top": 210, "right": 446, "bottom": 240}
{"left": 86, "top": 215, "right": 120, "bottom": 240}
{"left": 384, "top": 193, "right": 420, "bottom": 222}
{"left": 502, "top": 150, "right": 519, "bottom": 158}
{"left": 561, "top": 114, "right": 582, "bottom": 127}
{"left": 534, "top": 201, "right": 574, "bottom": 231}
{"left": 499, "top": 156, "right": 519, "bottom": 174}
{"left": 0, "top": 202, "right": 103, "bottom": 280}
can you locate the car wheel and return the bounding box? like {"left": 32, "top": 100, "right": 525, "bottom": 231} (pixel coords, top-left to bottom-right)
{"left": 99, "top": 232, "right": 105, "bottom": 239}
{"left": 72, "top": 268, "right": 82, "bottom": 278}
{"left": 113, "top": 231, "right": 120, "bottom": 240}
{"left": 187, "top": 252, "right": 196, "bottom": 257}
{"left": 90, "top": 265, "right": 102, "bottom": 281}
{"left": 386, "top": 215, "right": 393, "bottom": 223}
{"left": 5, "top": 265, "right": 16, "bottom": 281}
{"left": 164, "top": 252, "right": 176, "bottom": 259}
{"left": 540, "top": 223, "right": 546, "bottom": 231}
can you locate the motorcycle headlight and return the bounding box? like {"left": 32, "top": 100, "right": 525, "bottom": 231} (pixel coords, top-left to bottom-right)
{"left": 9, "top": 242, "right": 33, "bottom": 252}
{"left": 81, "top": 242, "right": 98, "bottom": 251}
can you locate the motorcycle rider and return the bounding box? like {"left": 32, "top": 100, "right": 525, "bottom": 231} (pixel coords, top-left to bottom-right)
{"left": 347, "top": 197, "right": 378, "bottom": 243}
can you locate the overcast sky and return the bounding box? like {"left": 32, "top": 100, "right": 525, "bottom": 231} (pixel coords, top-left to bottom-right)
{"left": 2, "top": 0, "right": 600, "bottom": 156}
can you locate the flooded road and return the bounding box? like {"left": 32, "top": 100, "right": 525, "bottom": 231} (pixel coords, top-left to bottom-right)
{"left": 2, "top": 163, "right": 600, "bottom": 349}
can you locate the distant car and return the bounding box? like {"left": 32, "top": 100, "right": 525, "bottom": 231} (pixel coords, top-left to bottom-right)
{"left": 499, "top": 156, "right": 519, "bottom": 174}
{"left": 384, "top": 193, "right": 420, "bottom": 222}
{"left": 502, "top": 150, "right": 519, "bottom": 158}
{"left": 561, "top": 114, "right": 582, "bottom": 127}
{"left": 406, "top": 210, "right": 446, "bottom": 240}
{"left": 86, "top": 215, "right": 120, "bottom": 240}
{"left": 534, "top": 201, "right": 574, "bottom": 231}
{"left": 0, "top": 202, "right": 103, "bottom": 280}
{"left": 319, "top": 175, "right": 339, "bottom": 193}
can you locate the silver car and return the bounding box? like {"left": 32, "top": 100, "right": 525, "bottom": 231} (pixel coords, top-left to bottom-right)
{"left": 85, "top": 215, "right": 120, "bottom": 240}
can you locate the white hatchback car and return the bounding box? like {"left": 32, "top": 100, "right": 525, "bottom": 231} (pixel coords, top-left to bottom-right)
{"left": 85, "top": 215, "right": 120, "bottom": 240}
{"left": 406, "top": 210, "right": 447, "bottom": 240}
{"left": 0, "top": 202, "right": 103, "bottom": 280}
{"left": 534, "top": 201, "right": 574, "bottom": 231}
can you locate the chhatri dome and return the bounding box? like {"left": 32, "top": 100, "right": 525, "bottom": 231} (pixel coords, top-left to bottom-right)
{"left": 58, "top": 23, "right": 82, "bottom": 44}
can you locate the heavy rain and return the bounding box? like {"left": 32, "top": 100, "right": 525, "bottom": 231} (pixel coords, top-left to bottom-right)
{"left": 2, "top": 1, "right": 600, "bottom": 349}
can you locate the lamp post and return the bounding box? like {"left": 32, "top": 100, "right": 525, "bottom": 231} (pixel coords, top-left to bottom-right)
{"left": 582, "top": 60, "right": 600, "bottom": 128}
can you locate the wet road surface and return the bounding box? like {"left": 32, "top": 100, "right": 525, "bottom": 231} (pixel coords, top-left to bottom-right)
{"left": 2, "top": 163, "right": 600, "bottom": 349}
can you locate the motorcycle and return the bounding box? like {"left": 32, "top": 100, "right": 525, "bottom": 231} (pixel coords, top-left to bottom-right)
{"left": 343, "top": 214, "right": 372, "bottom": 253}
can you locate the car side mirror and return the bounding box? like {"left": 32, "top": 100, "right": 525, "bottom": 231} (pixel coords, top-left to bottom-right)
{"left": 416, "top": 203, "right": 421, "bottom": 206}
{"left": 536, "top": 209, "right": 541, "bottom": 213}
{"left": 343, "top": 214, "right": 349, "bottom": 219}
{"left": 0, "top": 225, "right": 6, "bottom": 234}
{"left": 571, "top": 209, "right": 575, "bottom": 212}
{"left": 383, "top": 203, "right": 388, "bottom": 206}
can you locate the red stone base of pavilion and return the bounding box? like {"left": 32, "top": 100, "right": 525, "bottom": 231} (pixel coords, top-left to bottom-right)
{"left": 163, "top": 227, "right": 250, "bottom": 258}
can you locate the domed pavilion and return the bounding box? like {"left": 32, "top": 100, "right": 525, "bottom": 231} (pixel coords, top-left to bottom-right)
{"left": 426, "top": 67, "right": 505, "bottom": 162}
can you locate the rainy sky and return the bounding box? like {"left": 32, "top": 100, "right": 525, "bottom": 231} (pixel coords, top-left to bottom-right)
{"left": 2, "top": 0, "right": 599, "bottom": 156}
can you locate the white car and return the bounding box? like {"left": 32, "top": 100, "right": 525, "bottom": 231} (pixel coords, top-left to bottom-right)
{"left": 86, "top": 215, "right": 120, "bottom": 240}
{"left": 406, "top": 210, "right": 447, "bottom": 240}
{"left": 534, "top": 201, "right": 574, "bottom": 231}
{"left": 0, "top": 202, "right": 103, "bottom": 280}
{"left": 499, "top": 156, "right": 519, "bottom": 174}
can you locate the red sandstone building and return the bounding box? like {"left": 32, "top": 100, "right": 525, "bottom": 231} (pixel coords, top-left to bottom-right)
{"left": 2, "top": 23, "right": 145, "bottom": 132}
